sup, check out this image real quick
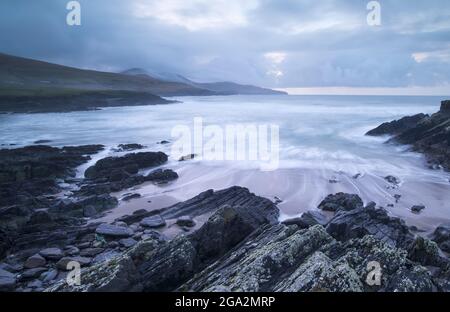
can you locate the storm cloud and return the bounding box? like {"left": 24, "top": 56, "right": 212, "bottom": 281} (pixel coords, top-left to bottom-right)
{"left": 0, "top": 0, "right": 449, "bottom": 90}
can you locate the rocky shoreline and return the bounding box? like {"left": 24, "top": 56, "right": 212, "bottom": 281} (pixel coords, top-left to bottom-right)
{"left": 1, "top": 122, "right": 450, "bottom": 291}
{"left": 367, "top": 100, "right": 450, "bottom": 171}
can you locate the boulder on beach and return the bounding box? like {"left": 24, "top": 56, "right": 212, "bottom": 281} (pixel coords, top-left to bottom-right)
{"left": 146, "top": 169, "right": 178, "bottom": 184}
{"left": 318, "top": 193, "right": 363, "bottom": 212}
{"left": 84, "top": 152, "right": 168, "bottom": 180}
{"left": 39, "top": 248, "right": 64, "bottom": 260}
{"left": 140, "top": 215, "right": 166, "bottom": 229}
{"left": 24, "top": 254, "right": 46, "bottom": 269}
{"left": 95, "top": 224, "right": 134, "bottom": 238}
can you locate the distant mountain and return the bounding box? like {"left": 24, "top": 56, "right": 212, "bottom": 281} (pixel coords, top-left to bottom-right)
{"left": 121, "top": 68, "right": 287, "bottom": 95}
{"left": 194, "top": 81, "right": 287, "bottom": 95}
{"left": 121, "top": 68, "right": 193, "bottom": 85}
{"left": 0, "top": 53, "right": 285, "bottom": 113}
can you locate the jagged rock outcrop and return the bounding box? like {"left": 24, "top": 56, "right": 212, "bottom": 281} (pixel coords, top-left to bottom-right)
{"left": 325, "top": 202, "right": 415, "bottom": 249}
{"left": 366, "top": 114, "right": 428, "bottom": 136}
{"left": 0, "top": 145, "right": 104, "bottom": 259}
{"left": 84, "top": 152, "right": 168, "bottom": 180}
{"left": 48, "top": 187, "right": 279, "bottom": 292}
{"left": 366, "top": 100, "right": 450, "bottom": 170}
{"left": 47, "top": 191, "right": 450, "bottom": 293}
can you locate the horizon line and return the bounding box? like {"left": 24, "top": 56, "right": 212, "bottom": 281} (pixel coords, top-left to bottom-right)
{"left": 276, "top": 86, "right": 450, "bottom": 97}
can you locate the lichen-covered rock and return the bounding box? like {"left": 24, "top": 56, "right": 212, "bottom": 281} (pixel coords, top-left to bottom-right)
{"left": 45, "top": 189, "right": 448, "bottom": 293}
{"left": 326, "top": 201, "right": 414, "bottom": 249}
{"left": 318, "top": 193, "right": 363, "bottom": 212}
{"left": 282, "top": 211, "right": 328, "bottom": 229}
{"left": 48, "top": 239, "right": 160, "bottom": 292}
{"left": 408, "top": 236, "right": 447, "bottom": 268}
{"left": 431, "top": 223, "right": 450, "bottom": 253}
{"left": 180, "top": 225, "right": 435, "bottom": 292}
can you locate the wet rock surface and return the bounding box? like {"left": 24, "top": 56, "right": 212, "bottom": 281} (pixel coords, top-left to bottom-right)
{"left": 431, "top": 223, "right": 450, "bottom": 253}
{"left": 84, "top": 152, "right": 168, "bottom": 181}
{"left": 366, "top": 113, "right": 428, "bottom": 136}
{"left": 47, "top": 191, "right": 450, "bottom": 293}
{"left": 367, "top": 100, "right": 450, "bottom": 170}
{"left": 0, "top": 144, "right": 178, "bottom": 291}
{"left": 113, "top": 144, "right": 146, "bottom": 152}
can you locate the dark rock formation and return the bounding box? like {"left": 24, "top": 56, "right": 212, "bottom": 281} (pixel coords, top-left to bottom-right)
{"left": 84, "top": 152, "right": 168, "bottom": 180}
{"left": 0, "top": 145, "right": 104, "bottom": 259}
{"left": 178, "top": 154, "right": 196, "bottom": 161}
{"left": 176, "top": 216, "right": 195, "bottom": 227}
{"left": 385, "top": 175, "right": 400, "bottom": 185}
{"left": 366, "top": 100, "right": 450, "bottom": 170}
{"left": 318, "top": 193, "right": 363, "bottom": 212}
{"left": 366, "top": 114, "right": 428, "bottom": 136}
{"left": 114, "top": 144, "right": 145, "bottom": 152}
{"left": 282, "top": 211, "right": 328, "bottom": 228}
{"left": 121, "top": 193, "right": 141, "bottom": 202}
{"left": 0, "top": 268, "right": 16, "bottom": 291}
{"left": 96, "top": 224, "right": 134, "bottom": 238}
{"left": 159, "top": 186, "right": 279, "bottom": 223}
{"left": 140, "top": 215, "right": 166, "bottom": 229}
{"left": 47, "top": 191, "right": 450, "bottom": 293}
{"left": 145, "top": 169, "right": 178, "bottom": 184}
{"left": 326, "top": 199, "right": 415, "bottom": 249}
{"left": 411, "top": 205, "right": 426, "bottom": 214}
{"left": 431, "top": 223, "right": 450, "bottom": 253}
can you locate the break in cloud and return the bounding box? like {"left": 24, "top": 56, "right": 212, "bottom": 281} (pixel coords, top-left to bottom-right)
{"left": 0, "top": 0, "right": 449, "bottom": 92}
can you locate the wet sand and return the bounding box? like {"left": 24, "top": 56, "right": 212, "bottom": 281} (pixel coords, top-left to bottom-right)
{"left": 91, "top": 155, "right": 450, "bottom": 234}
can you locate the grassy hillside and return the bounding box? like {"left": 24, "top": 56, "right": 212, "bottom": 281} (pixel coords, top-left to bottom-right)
{"left": 0, "top": 90, "right": 175, "bottom": 113}
{"left": 0, "top": 53, "right": 213, "bottom": 97}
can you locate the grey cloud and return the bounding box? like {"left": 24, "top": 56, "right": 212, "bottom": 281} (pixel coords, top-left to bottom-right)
{"left": 0, "top": 0, "right": 449, "bottom": 88}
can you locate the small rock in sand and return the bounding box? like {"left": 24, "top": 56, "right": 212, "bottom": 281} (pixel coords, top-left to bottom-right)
{"left": 178, "top": 154, "right": 196, "bottom": 161}
{"left": 385, "top": 175, "right": 400, "bottom": 185}
{"left": 411, "top": 205, "right": 425, "bottom": 214}
{"left": 176, "top": 216, "right": 196, "bottom": 228}
{"left": 121, "top": 193, "right": 141, "bottom": 201}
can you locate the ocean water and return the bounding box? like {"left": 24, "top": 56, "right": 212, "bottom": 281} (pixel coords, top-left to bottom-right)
{"left": 1, "top": 95, "right": 449, "bottom": 230}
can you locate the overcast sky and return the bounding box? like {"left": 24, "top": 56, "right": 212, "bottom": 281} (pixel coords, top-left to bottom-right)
{"left": 1, "top": 0, "right": 449, "bottom": 94}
